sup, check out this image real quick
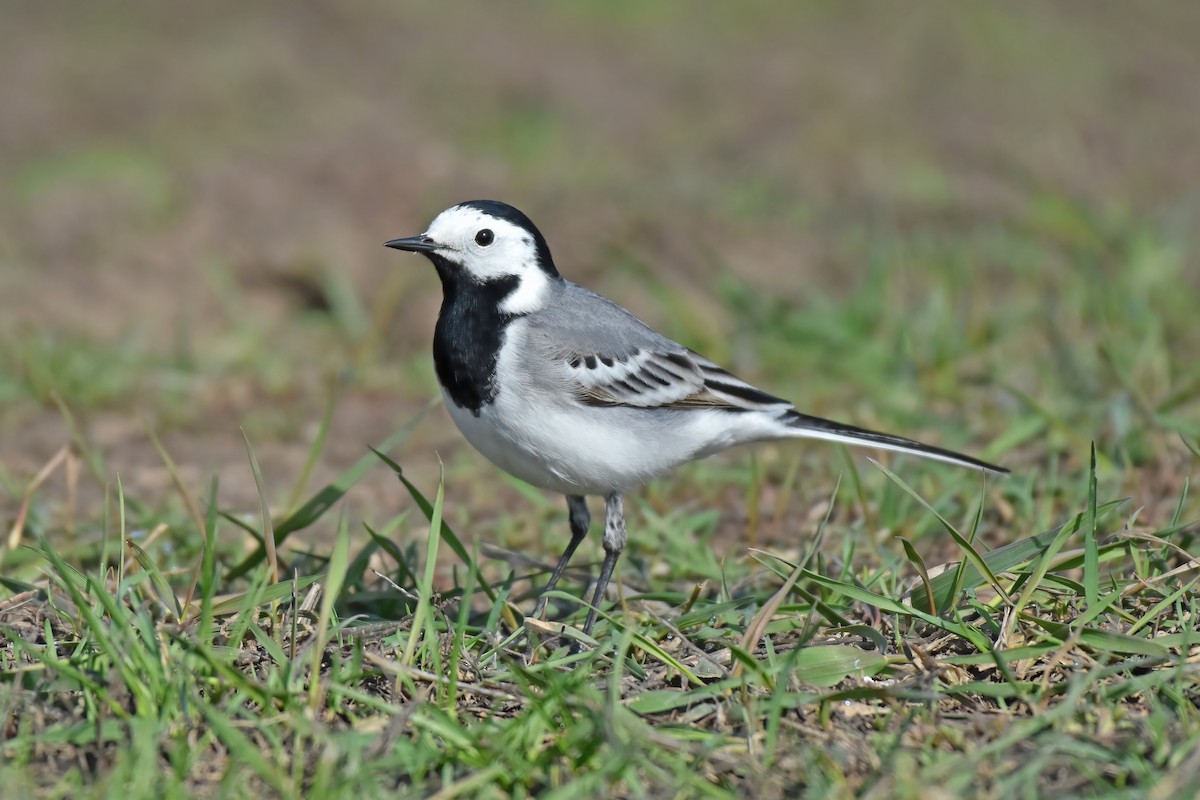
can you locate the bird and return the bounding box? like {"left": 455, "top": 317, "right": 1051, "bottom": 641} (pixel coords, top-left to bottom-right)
{"left": 385, "top": 200, "right": 1008, "bottom": 636}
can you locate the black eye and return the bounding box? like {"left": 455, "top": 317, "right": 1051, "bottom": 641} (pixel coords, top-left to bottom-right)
{"left": 475, "top": 229, "right": 494, "bottom": 246}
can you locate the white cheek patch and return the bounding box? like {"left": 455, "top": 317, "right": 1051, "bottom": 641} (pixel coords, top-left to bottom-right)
{"left": 500, "top": 268, "right": 552, "bottom": 315}
{"left": 424, "top": 208, "right": 553, "bottom": 313}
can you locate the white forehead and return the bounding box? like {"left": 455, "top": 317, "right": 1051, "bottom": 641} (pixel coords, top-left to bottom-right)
{"left": 426, "top": 206, "right": 529, "bottom": 245}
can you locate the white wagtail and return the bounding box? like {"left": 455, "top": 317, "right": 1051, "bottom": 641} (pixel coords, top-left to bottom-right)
{"left": 386, "top": 200, "right": 1008, "bottom": 635}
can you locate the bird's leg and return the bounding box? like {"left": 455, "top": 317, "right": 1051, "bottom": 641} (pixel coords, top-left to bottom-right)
{"left": 582, "top": 492, "right": 625, "bottom": 636}
{"left": 531, "top": 495, "right": 590, "bottom": 621}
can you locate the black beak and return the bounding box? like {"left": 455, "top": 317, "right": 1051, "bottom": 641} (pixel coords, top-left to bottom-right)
{"left": 384, "top": 235, "right": 439, "bottom": 253}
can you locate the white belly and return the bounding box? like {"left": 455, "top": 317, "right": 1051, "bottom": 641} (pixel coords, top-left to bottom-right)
{"left": 438, "top": 314, "right": 792, "bottom": 497}
{"left": 444, "top": 389, "right": 663, "bottom": 495}
{"left": 442, "top": 386, "right": 783, "bottom": 497}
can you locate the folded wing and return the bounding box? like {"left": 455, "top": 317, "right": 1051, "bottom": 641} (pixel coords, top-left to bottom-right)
{"left": 565, "top": 345, "right": 793, "bottom": 412}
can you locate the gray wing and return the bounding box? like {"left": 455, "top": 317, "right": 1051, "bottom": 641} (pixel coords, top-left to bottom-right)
{"left": 526, "top": 282, "right": 793, "bottom": 411}
{"left": 523, "top": 283, "right": 1009, "bottom": 475}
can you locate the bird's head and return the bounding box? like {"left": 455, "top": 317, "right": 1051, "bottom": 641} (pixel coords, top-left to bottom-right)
{"left": 386, "top": 200, "right": 560, "bottom": 315}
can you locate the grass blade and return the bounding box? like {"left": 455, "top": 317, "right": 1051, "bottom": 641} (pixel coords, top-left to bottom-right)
{"left": 285, "top": 379, "right": 338, "bottom": 513}
{"left": 373, "top": 447, "right": 498, "bottom": 604}
{"left": 309, "top": 513, "right": 351, "bottom": 709}
{"left": 899, "top": 537, "right": 936, "bottom": 616}
{"left": 1084, "top": 442, "right": 1100, "bottom": 610}
{"left": 197, "top": 699, "right": 290, "bottom": 794}
{"left": 910, "top": 500, "right": 1126, "bottom": 614}
{"left": 870, "top": 459, "right": 1011, "bottom": 606}
{"left": 240, "top": 428, "right": 278, "bottom": 584}
{"left": 800, "top": 568, "right": 991, "bottom": 652}
{"left": 124, "top": 536, "right": 182, "bottom": 622}
{"left": 226, "top": 401, "right": 433, "bottom": 580}
{"left": 206, "top": 573, "right": 323, "bottom": 619}
{"left": 791, "top": 644, "right": 888, "bottom": 688}
{"left": 197, "top": 476, "right": 220, "bottom": 643}
{"left": 402, "top": 461, "right": 445, "bottom": 667}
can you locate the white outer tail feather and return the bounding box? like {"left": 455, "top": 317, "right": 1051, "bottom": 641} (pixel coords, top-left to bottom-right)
{"left": 779, "top": 410, "right": 1008, "bottom": 475}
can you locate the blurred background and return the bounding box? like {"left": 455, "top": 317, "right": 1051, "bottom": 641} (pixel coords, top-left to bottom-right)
{"left": 2, "top": 1, "right": 1198, "bottom": 542}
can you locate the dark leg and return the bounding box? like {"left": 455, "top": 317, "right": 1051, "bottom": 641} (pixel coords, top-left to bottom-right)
{"left": 531, "top": 495, "right": 590, "bottom": 620}
{"left": 582, "top": 492, "right": 625, "bottom": 636}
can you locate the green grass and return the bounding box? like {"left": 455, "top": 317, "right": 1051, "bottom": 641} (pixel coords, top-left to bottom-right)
{"left": 3, "top": 399, "right": 1198, "bottom": 797}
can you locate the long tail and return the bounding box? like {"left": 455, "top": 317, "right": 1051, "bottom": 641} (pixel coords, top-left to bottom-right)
{"left": 780, "top": 410, "right": 1009, "bottom": 475}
